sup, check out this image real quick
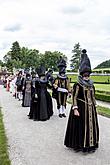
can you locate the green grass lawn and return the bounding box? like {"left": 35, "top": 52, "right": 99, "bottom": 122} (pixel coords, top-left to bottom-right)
{"left": 67, "top": 74, "right": 110, "bottom": 84}
{"left": 70, "top": 82, "right": 110, "bottom": 92}
{"left": 94, "top": 84, "right": 110, "bottom": 91}
{"left": 92, "top": 75, "right": 110, "bottom": 83}
{"left": 0, "top": 108, "right": 11, "bottom": 165}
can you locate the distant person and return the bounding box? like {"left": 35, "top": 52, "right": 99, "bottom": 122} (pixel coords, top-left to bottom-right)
{"left": 0, "top": 76, "right": 3, "bottom": 85}
{"left": 15, "top": 71, "right": 23, "bottom": 100}
{"left": 22, "top": 73, "right": 32, "bottom": 107}
{"left": 64, "top": 49, "right": 99, "bottom": 153}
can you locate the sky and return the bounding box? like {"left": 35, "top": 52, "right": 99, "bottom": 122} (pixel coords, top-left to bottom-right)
{"left": 0, "top": 0, "right": 110, "bottom": 69}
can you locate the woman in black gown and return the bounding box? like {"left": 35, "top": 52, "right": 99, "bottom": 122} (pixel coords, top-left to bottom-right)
{"left": 28, "top": 66, "right": 53, "bottom": 121}
{"left": 64, "top": 49, "right": 99, "bottom": 153}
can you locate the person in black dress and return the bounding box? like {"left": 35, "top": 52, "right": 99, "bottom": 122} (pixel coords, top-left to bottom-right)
{"left": 28, "top": 66, "right": 53, "bottom": 121}
{"left": 64, "top": 49, "right": 99, "bottom": 153}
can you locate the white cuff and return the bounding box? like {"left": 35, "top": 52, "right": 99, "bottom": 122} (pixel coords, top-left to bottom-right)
{"left": 72, "top": 106, "right": 78, "bottom": 110}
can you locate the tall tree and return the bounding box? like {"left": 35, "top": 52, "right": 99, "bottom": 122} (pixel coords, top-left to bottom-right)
{"left": 3, "top": 41, "right": 22, "bottom": 71}
{"left": 0, "top": 60, "right": 4, "bottom": 67}
{"left": 70, "top": 43, "right": 82, "bottom": 71}
{"left": 11, "top": 41, "right": 21, "bottom": 60}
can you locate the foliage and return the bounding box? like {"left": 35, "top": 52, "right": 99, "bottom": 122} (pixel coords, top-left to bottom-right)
{"left": 3, "top": 41, "right": 67, "bottom": 72}
{"left": 40, "top": 51, "right": 67, "bottom": 71}
{"left": 70, "top": 43, "right": 82, "bottom": 71}
{"left": 20, "top": 47, "right": 41, "bottom": 69}
{"left": 0, "top": 60, "right": 4, "bottom": 67}
{"left": 3, "top": 41, "right": 22, "bottom": 71}
{"left": 95, "top": 90, "right": 110, "bottom": 95}
{"left": 10, "top": 41, "right": 21, "bottom": 60}
{"left": 95, "top": 92, "right": 110, "bottom": 102}
{"left": 0, "top": 109, "right": 11, "bottom": 165}
{"left": 95, "top": 59, "right": 110, "bottom": 69}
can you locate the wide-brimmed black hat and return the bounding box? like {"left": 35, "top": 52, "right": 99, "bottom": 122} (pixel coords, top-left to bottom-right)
{"left": 79, "top": 49, "right": 92, "bottom": 75}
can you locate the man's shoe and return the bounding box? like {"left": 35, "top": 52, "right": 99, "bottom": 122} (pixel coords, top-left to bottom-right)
{"left": 59, "top": 114, "right": 62, "bottom": 118}
{"left": 62, "top": 113, "right": 66, "bottom": 117}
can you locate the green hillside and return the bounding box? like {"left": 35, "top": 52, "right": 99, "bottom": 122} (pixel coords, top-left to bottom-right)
{"left": 95, "top": 59, "right": 110, "bottom": 69}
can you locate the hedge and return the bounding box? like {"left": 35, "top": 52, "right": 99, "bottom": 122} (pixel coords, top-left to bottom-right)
{"left": 96, "top": 90, "right": 110, "bottom": 95}
{"left": 95, "top": 92, "right": 110, "bottom": 102}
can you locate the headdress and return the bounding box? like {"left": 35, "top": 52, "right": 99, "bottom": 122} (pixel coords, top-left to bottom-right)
{"left": 79, "top": 49, "right": 92, "bottom": 75}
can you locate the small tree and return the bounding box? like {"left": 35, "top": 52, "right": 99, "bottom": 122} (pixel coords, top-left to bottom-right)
{"left": 70, "top": 43, "right": 82, "bottom": 71}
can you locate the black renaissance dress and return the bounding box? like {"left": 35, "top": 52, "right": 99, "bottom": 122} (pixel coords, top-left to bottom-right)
{"left": 29, "top": 77, "right": 53, "bottom": 121}
{"left": 64, "top": 77, "right": 99, "bottom": 152}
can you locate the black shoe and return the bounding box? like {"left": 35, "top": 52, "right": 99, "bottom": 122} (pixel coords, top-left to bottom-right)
{"left": 88, "top": 147, "right": 96, "bottom": 153}
{"left": 82, "top": 148, "right": 88, "bottom": 153}
{"left": 59, "top": 114, "right": 62, "bottom": 118}
{"left": 62, "top": 113, "right": 66, "bottom": 117}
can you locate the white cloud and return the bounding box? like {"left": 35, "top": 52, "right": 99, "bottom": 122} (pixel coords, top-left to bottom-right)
{"left": 0, "top": 0, "right": 110, "bottom": 69}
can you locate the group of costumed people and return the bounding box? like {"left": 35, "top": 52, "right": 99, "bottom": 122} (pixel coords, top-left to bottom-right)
{"left": 28, "top": 55, "right": 71, "bottom": 121}
{"left": 28, "top": 49, "right": 99, "bottom": 153}
{"left": 3, "top": 49, "right": 99, "bottom": 153}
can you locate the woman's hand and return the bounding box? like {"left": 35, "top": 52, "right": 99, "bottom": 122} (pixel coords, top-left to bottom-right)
{"left": 74, "top": 109, "right": 80, "bottom": 116}
{"left": 53, "top": 84, "right": 58, "bottom": 89}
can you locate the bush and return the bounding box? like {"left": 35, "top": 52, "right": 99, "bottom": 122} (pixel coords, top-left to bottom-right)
{"left": 95, "top": 92, "right": 110, "bottom": 102}
{"left": 96, "top": 90, "right": 110, "bottom": 95}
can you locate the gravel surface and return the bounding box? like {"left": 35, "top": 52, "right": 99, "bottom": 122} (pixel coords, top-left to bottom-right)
{"left": 0, "top": 85, "right": 110, "bottom": 165}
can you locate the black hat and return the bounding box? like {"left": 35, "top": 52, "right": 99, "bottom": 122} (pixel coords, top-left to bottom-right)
{"left": 26, "top": 73, "right": 31, "bottom": 78}
{"left": 24, "top": 68, "right": 30, "bottom": 74}
{"left": 57, "top": 56, "right": 67, "bottom": 74}
{"left": 36, "top": 65, "right": 46, "bottom": 77}
{"left": 79, "top": 49, "right": 92, "bottom": 75}
{"left": 18, "top": 70, "right": 22, "bottom": 75}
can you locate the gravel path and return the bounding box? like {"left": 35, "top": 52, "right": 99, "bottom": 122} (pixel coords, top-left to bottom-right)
{"left": 0, "top": 85, "right": 110, "bottom": 165}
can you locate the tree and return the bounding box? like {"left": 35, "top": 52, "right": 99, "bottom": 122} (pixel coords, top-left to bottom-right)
{"left": 70, "top": 43, "right": 82, "bottom": 71}
{"left": 3, "top": 41, "right": 22, "bottom": 71}
{"left": 0, "top": 60, "right": 4, "bottom": 67}
{"left": 24, "top": 49, "right": 40, "bottom": 69}
{"left": 11, "top": 41, "right": 21, "bottom": 60}
{"left": 95, "top": 59, "right": 110, "bottom": 69}
{"left": 40, "top": 51, "right": 67, "bottom": 71}
{"left": 3, "top": 41, "right": 67, "bottom": 72}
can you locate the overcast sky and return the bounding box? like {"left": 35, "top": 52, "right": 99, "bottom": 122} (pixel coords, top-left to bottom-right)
{"left": 0, "top": 0, "right": 110, "bottom": 69}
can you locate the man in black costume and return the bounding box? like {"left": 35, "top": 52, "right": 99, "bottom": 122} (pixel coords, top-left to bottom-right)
{"left": 53, "top": 56, "right": 71, "bottom": 118}
{"left": 64, "top": 49, "right": 99, "bottom": 153}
